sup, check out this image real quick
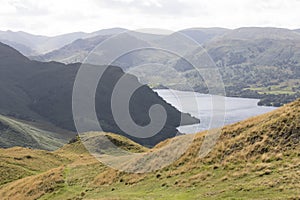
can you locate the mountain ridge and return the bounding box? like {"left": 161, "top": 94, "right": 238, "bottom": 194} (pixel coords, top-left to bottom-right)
{"left": 0, "top": 42, "right": 199, "bottom": 147}
{"left": 27, "top": 27, "right": 300, "bottom": 107}
{"left": 0, "top": 28, "right": 128, "bottom": 56}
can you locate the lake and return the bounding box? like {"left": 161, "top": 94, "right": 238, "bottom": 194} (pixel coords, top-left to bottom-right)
{"left": 155, "top": 89, "right": 277, "bottom": 134}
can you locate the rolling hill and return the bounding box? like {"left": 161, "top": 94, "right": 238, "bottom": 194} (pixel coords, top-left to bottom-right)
{"left": 31, "top": 28, "right": 228, "bottom": 64}
{"left": 178, "top": 27, "right": 230, "bottom": 44}
{"left": 173, "top": 27, "right": 300, "bottom": 105}
{"left": 30, "top": 27, "right": 300, "bottom": 106}
{"left": 31, "top": 32, "right": 149, "bottom": 64}
{"left": 0, "top": 28, "right": 127, "bottom": 56}
{"left": 0, "top": 98, "right": 299, "bottom": 199}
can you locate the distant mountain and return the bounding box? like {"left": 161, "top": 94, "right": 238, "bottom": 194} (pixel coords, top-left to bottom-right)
{"left": 31, "top": 35, "right": 111, "bottom": 63}
{"left": 0, "top": 39, "right": 35, "bottom": 56}
{"left": 178, "top": 27, "right": 300, "bottom": 68}
{"left": 293, "top": 28, "right": 300, "bottom": 33}
{"left": 31, "top": 31, "right": 166, "bottom": 64}
{"left": 90, "top": 27, "right": 127, "bottom": 36}
{"left": 32, "top": 28, "right": 228, "bottom": 64}
{"left": 204, "top": 27, "right": 300, "bottom": 79}
{"left": 31, "top": 31, "right": 177, "bottom": 68}
{"left": 172, "top": 27, "right": 300, "bottom": 105}
{"left": 31, "top": 27, "right": 300, "bottom": 106}
{"left": 0, "top": 98, "right": 299, "bottom": 199}
{"left": 0, "top": 28, "right": 127, "bottom": 56}
{"left": 178, "top": 27, "right": 229, "bottom": 44}
{"left": 0, "top": 30, "right": 87, "bottom": 55}
{"left": 0, "top": 42, "right": 198, "bottom": 147}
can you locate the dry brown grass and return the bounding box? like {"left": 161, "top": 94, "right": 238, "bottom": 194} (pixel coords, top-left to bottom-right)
{"left": 121, "top": 173, "right": 146, "bottom": 185}
{"left": 0, "top": 99, "right": 299, "bottom": 199}
{"left": 0, "top": 147, "right": 69, "bottom": 186}
{"left": 93, "top": 168, "right": 120, "bottom": 186}
{"left": 195, "top": 98, "right": 300, "bottom": 164}
{"left": 0, "top": 167, "right": 65, "bottom": 200}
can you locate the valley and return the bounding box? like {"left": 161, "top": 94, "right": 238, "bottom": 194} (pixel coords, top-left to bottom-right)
{"left": 4, "top": 27, "right": 297, "bottom": 107}
{"left": 0, "top": 26, "right": 299, "bottom": 200}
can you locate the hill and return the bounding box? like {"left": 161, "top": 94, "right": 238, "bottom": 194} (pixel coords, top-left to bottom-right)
{"left": 178, "top": 27, "right": 229, "bottom": 44}
{"left": 0, "top": 30, "right": 47, "bottom": 55}
{"left": 31, "top": 31, "right": 160, "bottom": 64}
{"left": 0, "top": 28, "right": 127, "bottom": 56}
{"left": 30, "top": 27, "right": 300, "bottom": 106}
{"left": 0, "top": 42, "right": 198, "bottom": 147}
{"left": 0, "top": 114, "right": 73, "bottom": 150}
{"left": 31, "top": 28, "right": 227, "bottom": 64}
{"left": 31, "top": 32, "right": 148, "bottom": 64}
{"left": 0, "top": 99, "right": 299, "bottom": 199}
{"left": 173, "top": 27, "right": 300, "bottom": 106}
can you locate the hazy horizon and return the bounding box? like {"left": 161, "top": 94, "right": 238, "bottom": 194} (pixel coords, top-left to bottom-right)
{"left": 1, "top": 26, "right": 300, "bottom": 37}
{"left": 1, "top": 0, "right": 300, "bottom": 36}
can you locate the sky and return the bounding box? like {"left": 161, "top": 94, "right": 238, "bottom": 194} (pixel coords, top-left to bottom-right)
{"left": 0, "top": 0, "right": 300, "bottom": 36}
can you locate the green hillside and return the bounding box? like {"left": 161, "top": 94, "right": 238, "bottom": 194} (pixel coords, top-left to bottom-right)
{"left": 0, "top": 99, "right": 299, "bottom": 199}
{"left": 175, "top": 27, "right": 300, "bottom": 106}
{"left": 0, "top": 114, "right": 74, "bottom": 150}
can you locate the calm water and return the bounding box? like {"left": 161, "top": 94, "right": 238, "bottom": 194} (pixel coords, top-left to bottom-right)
{"left": 155, "top": 89, "right": 277, "bottom": 134}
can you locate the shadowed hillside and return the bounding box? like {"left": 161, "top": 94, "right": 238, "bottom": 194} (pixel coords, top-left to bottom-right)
{"left": 0, "top": 42, "right": 198, "bottom": 147}
{"left": 0, "top": 99, "right": 299, "bottom": 199}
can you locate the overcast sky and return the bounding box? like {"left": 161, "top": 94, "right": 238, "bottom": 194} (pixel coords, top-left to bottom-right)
{"left": 1, "top": 0, "right": 300, "bottom": 36}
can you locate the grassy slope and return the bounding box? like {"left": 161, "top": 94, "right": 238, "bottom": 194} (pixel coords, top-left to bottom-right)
{"left": 0, "top": 100, "right": 299, "bottom": 199}
{"left": 0, "top": 114, "right": 73, "bottom": 150}
{"left": 0, "top": 147, "right": 70, "bottom": 186}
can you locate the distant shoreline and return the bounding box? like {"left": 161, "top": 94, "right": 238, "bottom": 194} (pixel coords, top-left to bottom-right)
{"left": 155, "top": 89, "right": 277, "bottom": 134}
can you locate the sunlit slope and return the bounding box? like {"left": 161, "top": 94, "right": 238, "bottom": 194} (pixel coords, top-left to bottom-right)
{"left": 0, "top": 99, "right": 299, "bottom": 199}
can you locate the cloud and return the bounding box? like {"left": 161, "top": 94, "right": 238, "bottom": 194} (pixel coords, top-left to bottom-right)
{"left": 0, "top": 0, "right": 299, "bottom": 36}
{"left": 9, "top": 0, "right": 51, "bottom": 16}
{"left": 96, "top": 0, "right": 194, "bottom": 16}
